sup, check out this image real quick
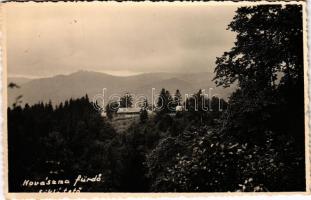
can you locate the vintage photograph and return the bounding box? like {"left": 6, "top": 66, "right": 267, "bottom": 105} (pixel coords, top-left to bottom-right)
{"left": 3, "top": 1, "right": 308, "bottom": 194}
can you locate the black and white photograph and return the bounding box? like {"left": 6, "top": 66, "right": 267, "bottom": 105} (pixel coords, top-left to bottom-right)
{"left": 2, "top": 1, "right": 309, "bottom": 196}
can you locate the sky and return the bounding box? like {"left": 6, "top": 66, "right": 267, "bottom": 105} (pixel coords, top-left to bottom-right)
{"left": 4, "top": 2, "right": 237, "bottom": 77}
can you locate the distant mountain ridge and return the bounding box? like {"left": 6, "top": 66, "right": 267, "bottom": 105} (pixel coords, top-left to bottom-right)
{"left": 8, "top": 70, "right": 235, "bottom": 107}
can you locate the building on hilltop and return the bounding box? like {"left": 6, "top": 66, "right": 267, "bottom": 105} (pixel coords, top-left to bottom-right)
{"left": 115, "top": 107, "right": 141, "bottom": 119}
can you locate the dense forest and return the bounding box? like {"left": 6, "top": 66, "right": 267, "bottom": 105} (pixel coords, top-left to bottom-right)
{"left": 8, "top": 5, "right": 305, "bottom": 192}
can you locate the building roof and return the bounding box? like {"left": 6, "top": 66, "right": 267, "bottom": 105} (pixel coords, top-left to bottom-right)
{"left": 117, "top": 107, "right": 141, "bottom": 114}
{"left": 176, "top": 105, "right": 183, "bottom": 111}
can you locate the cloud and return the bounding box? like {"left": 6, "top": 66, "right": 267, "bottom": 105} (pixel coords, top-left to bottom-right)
{"left": 5, "top": 2, "right": 237, "bottom": 77}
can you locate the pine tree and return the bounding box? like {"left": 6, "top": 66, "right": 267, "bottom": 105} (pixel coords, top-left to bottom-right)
{"left": 140, "top": 108, "right": 148, "bottom": 123}
{"left": 157, "top": 88, "right": 173, "bottom": 114}
{"left": 174, "top": 89, "right": 182, "bottom": 107}
{"left": 120, "top": 92, "right": 133, "bottom": 108}
{"left": 105, "top": 101, "right": 119, "bottom": 120}
{"left": 141, "top": 98, "right": 149, "bottom": 109}
{"left": 157, "top": 88, "right": 166, "bottom": 110}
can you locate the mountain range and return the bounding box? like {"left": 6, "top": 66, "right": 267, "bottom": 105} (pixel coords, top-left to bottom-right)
{"left": 8, "top": 70, "right": 236, "bottom": 107}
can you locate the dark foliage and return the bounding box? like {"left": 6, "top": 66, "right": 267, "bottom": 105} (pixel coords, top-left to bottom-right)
{"left": 146, "top": 4, "right": 305, "bottom": 192}
{"left": 140, "top": 108, "right": 148, "bottom": 124}
{"left": 8, "top": 96, "right": 117, "bottom": 192}
{"left": 146, "top": 126, "right": 304, "bottom": 192}
{"left": 119, "top": 93, "right": 133, "bottom": 108}
{"left": 105, "top": 101, "right": 119, "bottom": 120}
{"left": 212, "top": 4, "right": 305, "bottom": 190}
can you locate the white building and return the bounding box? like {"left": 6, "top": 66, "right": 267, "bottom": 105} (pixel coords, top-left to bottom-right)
{"left": 176, "top": 105, "right": 184, "bottom": 112}
{"left": 102, "top": 106, "right": 181, "bottom": 119}
{"left": 116, "top": 107, "right": 141, "bottom": 119}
